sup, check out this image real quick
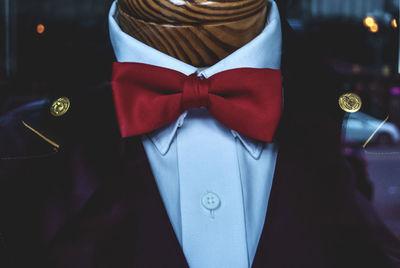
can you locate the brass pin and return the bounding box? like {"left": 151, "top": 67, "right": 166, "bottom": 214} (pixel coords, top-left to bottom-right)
{"left": 22, "top": 121, "right": 60, "bottom": 149}
{"left": 362, "top": 115, "right": 389, "bottom": 148}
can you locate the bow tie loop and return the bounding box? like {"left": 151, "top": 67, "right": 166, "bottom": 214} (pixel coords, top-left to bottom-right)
{"left": 182, "top": 73, "right": 210, "bottom": 111}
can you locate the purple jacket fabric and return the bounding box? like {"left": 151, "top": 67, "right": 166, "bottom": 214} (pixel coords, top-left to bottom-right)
{"left": 1, "top": 21, "right": 400, "bottom": 267}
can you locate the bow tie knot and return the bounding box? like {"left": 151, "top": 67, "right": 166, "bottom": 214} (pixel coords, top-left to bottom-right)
{"left": 182, "top": 73, "right": 210, "bottom": 111}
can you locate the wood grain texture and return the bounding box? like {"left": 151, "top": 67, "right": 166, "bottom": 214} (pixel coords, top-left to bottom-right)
{"left": 118, "top": 0, "right": 266, "bottom": 24}
{"left": 116, "top": 0, "right": 268, "bottom": 66}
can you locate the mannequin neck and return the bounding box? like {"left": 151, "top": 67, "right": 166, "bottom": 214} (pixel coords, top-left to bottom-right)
{"left": 116, "top": 0, "right": 268, "bottom": 67}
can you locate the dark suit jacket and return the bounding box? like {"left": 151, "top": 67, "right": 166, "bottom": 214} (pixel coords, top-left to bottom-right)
{"left": 1, "top": 18, "right": 400, "bottom": 267}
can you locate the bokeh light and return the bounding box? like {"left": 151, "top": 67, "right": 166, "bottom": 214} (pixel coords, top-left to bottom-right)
{"left": 391, "top": 19, "right": 398, "bottom": 29}
{"left": 36, "top": 24, "right": 45, "bottom": 34}
{"left": 352, "top": 64, "right": 361, "bottom": 74}
{"left": 363, "top": 16, "right": 375, "bottom": 28}
{"left": 369, "top": 23, "right": 379, "bottom": 33}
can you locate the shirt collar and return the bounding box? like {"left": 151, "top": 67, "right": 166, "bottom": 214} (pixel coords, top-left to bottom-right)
{"left": 109, "top": 0, "right": 282, "bottom": 159}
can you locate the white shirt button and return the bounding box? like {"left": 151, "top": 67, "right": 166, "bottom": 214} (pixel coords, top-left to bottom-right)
{"left": 201, "top": 192, "right": 221, "bottom": 210}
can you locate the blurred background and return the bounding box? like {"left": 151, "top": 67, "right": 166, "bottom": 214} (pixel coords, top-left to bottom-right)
{"left": 0, "top": 0, "right": 399, "bottom": 237}
{"left": 0, "top": 0, "right": 115, "bottom": 109}
{"left": 286, "top": 0, "right": 400, "bottom": 239}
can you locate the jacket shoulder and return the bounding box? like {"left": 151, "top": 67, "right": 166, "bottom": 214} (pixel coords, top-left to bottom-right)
{"left": 0, "top": 99, "right": 56, "bottom": 160}
{"left": 0, "top": 84, "right": 118, "bottom": 160}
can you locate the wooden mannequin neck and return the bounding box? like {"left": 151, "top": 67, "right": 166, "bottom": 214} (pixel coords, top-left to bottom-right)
{"left": 116, "top": 0, "right": 268, "bottom": 67}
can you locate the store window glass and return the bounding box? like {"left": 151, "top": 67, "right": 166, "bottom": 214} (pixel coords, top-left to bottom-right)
{"left": 0, "top": 0, "right": 399, "bottom": 265}
{"left": 1, "top": 0, "right": 399, "bottom": 234}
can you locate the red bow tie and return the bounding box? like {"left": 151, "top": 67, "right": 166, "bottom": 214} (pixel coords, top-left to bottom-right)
{"left": 111, "top": 62, "right": 282, "bottom": 142}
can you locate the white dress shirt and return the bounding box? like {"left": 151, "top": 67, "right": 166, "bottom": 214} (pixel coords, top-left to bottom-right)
{"left": 109, "top": 1, "right": 282, "bottom": 267}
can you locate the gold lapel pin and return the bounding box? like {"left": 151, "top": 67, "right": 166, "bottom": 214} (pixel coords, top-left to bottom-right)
{"left": 339, "top": 93, "right": 362, "bottom": 113}
{"left": 50, "top": 97, "right": 70, "bottom": 117}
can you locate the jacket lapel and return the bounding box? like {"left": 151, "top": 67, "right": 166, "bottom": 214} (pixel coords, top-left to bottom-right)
{"left": 251, "top": 141, "right": 330, "bottom": 267}
{"left": 251, "top": 13, "right": 346, "bottom": 266}
{"left": 114, "top": 136, "right": 188, "bottom": 267}
{"left": 34, "top": 88, "right": 188, "bottom": 266}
